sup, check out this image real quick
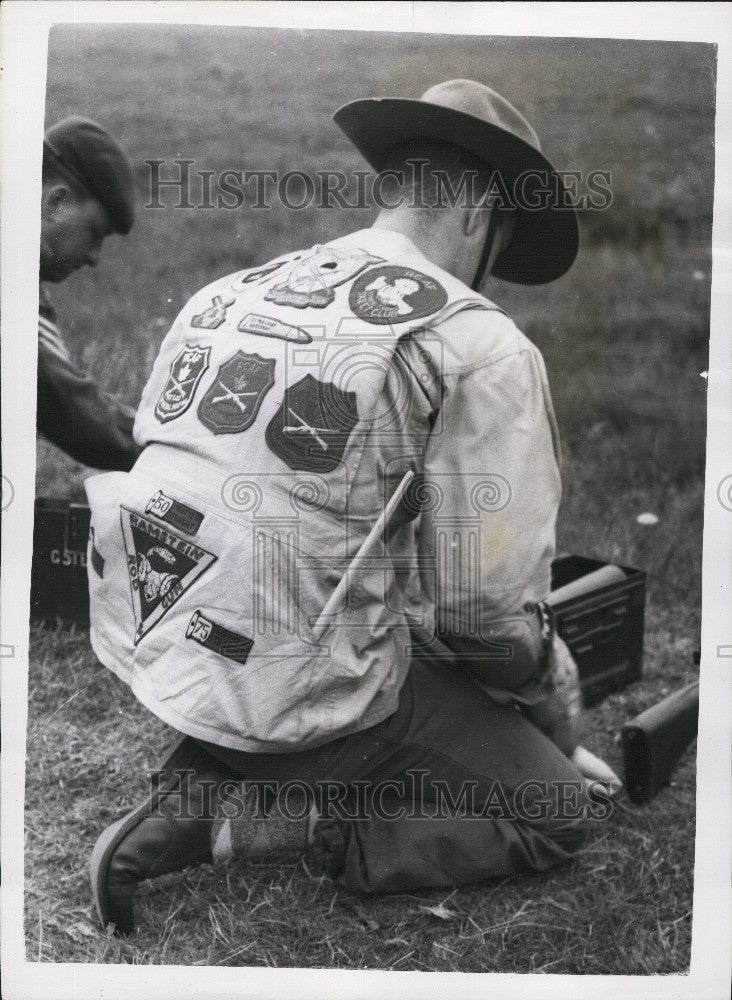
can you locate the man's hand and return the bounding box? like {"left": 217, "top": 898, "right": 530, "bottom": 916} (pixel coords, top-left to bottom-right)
{"left": 572, "top": 745, "right": 623, "bottom": 797}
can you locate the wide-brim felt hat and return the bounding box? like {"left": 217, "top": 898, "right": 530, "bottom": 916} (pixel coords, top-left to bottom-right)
{"left": 334, "top": 79, "right": 579, "bottom": 284}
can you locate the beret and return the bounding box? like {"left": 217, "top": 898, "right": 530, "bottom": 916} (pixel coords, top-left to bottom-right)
{"left": 43, "top": 116, "right": 136, "bottom": 234}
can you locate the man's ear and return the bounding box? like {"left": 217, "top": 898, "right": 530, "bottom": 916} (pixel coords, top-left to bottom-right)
{"left": 496, "top": 210, "right": 516, "bottom": 254}
{"left": 42, "top": 182, "right": 71, "bottom": 217}
{"left": 463, "top": 203, "right": 492, "bottom": 239}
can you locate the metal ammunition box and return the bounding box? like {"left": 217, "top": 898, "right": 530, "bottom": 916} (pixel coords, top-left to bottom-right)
{"left": 550, "top": 554, "right": 646, "bottom": 706}
{"left": 30, "top": 499, "right": 92, "bottom": 625}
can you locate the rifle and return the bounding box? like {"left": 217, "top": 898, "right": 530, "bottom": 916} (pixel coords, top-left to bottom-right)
{"left": 621, "top": 681, "right": 699, "bottom": 803}
{"left": 311, "top": 470, "right": 415, "bottom": 641}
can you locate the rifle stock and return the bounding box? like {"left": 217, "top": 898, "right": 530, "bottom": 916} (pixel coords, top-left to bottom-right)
{"left": 622, "top": 681, "right": 699, "bottom": 803}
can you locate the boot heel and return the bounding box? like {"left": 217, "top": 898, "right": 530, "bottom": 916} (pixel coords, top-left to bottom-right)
{"left": 90, "top": 735, "right": 216, "bottom": 936}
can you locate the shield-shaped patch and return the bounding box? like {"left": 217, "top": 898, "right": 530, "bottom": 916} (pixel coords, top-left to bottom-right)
{"left": 155, "top": 345, "right": 211, "bottom": 423}
{"left": 197, "top": 350, "right": 276, "bottom": 435}
{"left": 265, "top": 374, "right": 359, "bottom": 473}
{"left": 120, "top": 507, "right": 217, "bottom": 645}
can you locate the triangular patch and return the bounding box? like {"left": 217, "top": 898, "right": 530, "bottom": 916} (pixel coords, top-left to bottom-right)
{"left": 120, "top": 507, "right": 217, "bottom": 644}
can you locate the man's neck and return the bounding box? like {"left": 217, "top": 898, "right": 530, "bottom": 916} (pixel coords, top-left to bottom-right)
{"left": 371, "top": 209, "right": 480, "bottom": 286}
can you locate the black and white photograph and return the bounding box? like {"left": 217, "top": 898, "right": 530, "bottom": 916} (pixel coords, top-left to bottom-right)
{"left": 1, "top": 2, "right": 730, "bottom": 997}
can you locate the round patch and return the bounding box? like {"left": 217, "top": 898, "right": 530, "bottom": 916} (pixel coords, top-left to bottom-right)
{"left": 348, "top": 265, "right": 448, "bottom": 326}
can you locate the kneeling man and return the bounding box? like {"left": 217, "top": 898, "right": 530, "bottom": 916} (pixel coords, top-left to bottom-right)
{"left": 88, "top": 80, "right": 608, "bottom": 935}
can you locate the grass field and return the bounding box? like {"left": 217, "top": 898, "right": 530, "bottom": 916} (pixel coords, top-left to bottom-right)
{"left": 26, "top": 25, "right": 713, "bottom": 972}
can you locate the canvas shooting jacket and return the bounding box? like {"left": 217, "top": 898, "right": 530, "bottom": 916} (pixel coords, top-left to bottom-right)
{"left": 87, "top": 228, "right": 562, "bottom": 751}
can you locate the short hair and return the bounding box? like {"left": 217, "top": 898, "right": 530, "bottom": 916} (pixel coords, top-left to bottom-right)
{"left": 380, "top": 138, "right": 501, "bottom": 213}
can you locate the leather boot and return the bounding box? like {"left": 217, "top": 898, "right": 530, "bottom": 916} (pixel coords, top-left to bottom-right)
{"left": 90, "top": 735, "right": 225, "bottom": 935}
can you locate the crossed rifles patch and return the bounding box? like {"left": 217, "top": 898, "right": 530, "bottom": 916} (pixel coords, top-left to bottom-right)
{"left": 265, "top": 374, "right": 359, "bottom": 473}
{"left": 198, "top": 350, "right": 276, "bottom": 435}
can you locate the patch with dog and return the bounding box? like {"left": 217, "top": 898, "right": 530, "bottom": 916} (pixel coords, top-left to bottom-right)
{"left": 120, "top": 507, "right": 217, "bottom": 644}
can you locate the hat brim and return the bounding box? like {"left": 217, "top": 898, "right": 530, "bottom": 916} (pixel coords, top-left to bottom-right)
{"left": 334, "top": 98, "right": 579, "bottom": 285}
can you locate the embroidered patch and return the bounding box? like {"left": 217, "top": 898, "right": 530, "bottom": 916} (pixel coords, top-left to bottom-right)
{"left": 264, "top": 247, "right": 384, "bottom": 309}
{"left": 197, "top": 350, "right": 275, "bottom": 435}
{"left": 121, "top": 508, "right": 217, "bottom": 645}
{"left": 231, "top": 258, "right": 292, "bottom": 291}
{"left": 191, "top": 295, "right": 236, "bottom": 330}
{"left": 186, "top": 610, "right": 253, "bottom": 666}
{"left": 265, "top": 374, "right": 359, "bottom": 473}
{"left": 90, "top": 528, "right": 104, "bottom": 578}
{"left": 145, "top": 491, "right": 204, "bottom": 535}
{"left": 238, "top": 312, "right": 312, "bottom": 344}
{"left": 154, "top": 345, "right": 211, "bottom": 423}
{"left": 91, "top": 544, "right": 104, "bottom": 578}
{"left": 349, "top": 265, "right": 448, "bottom": 325}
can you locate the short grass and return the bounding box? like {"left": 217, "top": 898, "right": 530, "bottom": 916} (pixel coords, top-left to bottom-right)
{"left": 25, "top": 25, "right": 712, "bottom": 972}
{"left": 25, "top": 623, "right": 697, "bottom": 972}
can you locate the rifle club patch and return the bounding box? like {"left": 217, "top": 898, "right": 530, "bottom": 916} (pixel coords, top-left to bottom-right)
{"left": 155, "top": 345, "right": 211, "bottom": 423}
{"left": 349, "top": 265, "right": 448, "bottom": 325}
{"left": 145, "top": 490, "right": 204, "bottom": 535}
{"left": 265, "top": 374, "right": 359, "bottom": 473}
{"left": 191, "top": 295, "right": 236, "bottom": 330}
{"left": 264, "top": 246, "right": 384, "bottom": 309}
{"left": 186, "top": 610, "right": 253, "bottom": 666}
{"left": 120, "top": 507, "right": 217, "bottom": 645}
{"left": 197, "top": 350, "right": 275, "bottom": 435}
{"left": 238, "top": 312, "right": 312, "bottom": 344}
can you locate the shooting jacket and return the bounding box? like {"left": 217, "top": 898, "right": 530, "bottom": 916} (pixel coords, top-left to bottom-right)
{"left": 86, "top": 228, "right": 562, "bottom": 752}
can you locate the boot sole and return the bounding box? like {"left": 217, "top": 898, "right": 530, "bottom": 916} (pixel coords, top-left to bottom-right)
{"left": 90, "top": 734, "right": 203, "bottom": 934}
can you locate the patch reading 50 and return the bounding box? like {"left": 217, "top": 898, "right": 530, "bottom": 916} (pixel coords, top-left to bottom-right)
{"left": 145, "top": 490, "right": 204, "bottom": 535}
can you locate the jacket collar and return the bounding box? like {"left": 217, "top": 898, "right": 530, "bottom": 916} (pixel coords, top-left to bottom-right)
{"left": 328, "top": 226, "right": 432, "bottom": 267}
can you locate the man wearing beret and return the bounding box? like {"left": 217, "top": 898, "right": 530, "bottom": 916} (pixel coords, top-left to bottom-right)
{"left": 38, "top": 116, "right": 140, "bottom": 471}
{"left": 87, "top": 80, "right": 617, "bottom": 935}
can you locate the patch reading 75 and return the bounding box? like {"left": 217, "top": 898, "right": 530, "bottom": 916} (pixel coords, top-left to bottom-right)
{"left": 186, "top": 610, "right": 253, "bottom": 666}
